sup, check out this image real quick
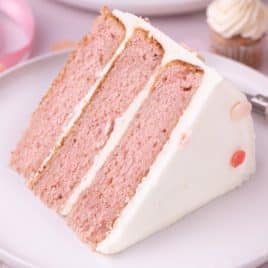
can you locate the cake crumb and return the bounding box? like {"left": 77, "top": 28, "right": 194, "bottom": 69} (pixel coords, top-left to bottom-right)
{"left": 52, "top": 40, "right": 76, "bottom": 52}
{"left": 230, "top": 101, "right": 252, "bottom": 121}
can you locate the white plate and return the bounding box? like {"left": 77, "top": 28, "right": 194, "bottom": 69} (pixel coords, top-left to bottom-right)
{"left": 0, "top": 51, "right": 268, "bottom": 268}
{"left": 54, "top": 0, "right": 211, "bottom": 16}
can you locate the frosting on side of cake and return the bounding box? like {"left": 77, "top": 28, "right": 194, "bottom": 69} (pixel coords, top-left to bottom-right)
{"left": 207, "top": 0, "right": 268, "bottom": 40}
{"left": 97, "top": 80, "right": 255, "bottom": 254}
{"left": 60, "top": 9, "right": 218, "bottom": 215}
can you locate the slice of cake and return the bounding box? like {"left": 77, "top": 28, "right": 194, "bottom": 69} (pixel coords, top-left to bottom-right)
{"left": 11, "top": 8, "right": 255, "bottom": 254}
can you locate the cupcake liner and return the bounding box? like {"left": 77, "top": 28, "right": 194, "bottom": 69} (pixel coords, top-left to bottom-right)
{"left": 210, "top": 33, "right": 265, "bottom": 68}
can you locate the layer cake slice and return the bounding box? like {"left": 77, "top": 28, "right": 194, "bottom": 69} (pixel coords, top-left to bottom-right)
{"left": 10, "top": 8, "right": 255, "bottom": 254}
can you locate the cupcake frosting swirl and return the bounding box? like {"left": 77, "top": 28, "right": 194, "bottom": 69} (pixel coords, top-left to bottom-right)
{"left": 207, "top": 0, "right": 268, "bottom": 40}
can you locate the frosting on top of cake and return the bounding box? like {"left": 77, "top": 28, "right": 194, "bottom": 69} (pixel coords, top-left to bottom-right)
{"left": 97, "top": 79, "right": 255, "bottom": 254}
{"left": 207, "top": 0, "right": 268, "bottom": 40}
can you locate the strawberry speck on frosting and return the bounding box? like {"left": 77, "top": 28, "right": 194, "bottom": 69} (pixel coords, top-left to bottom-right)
{"left": 230, "top": 101, "right": 252, "bottom": 121}
{"left": 231, "top": 149, "right": 246, "bottom": 168}
{"left": 179, "top": 131, "right": 191, "bottom": 149}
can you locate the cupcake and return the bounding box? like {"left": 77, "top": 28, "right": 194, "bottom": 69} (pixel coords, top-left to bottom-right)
{"left": 207, "top": 0, "right": 268, "bottom": 68}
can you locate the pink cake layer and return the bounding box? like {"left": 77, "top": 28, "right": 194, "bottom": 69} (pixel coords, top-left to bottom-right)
{"left": 11, "top": 8, "right": 125, "bottom": 179}
{"left": 67, "top": 60, "right": 204, "bottom": 246}
{"left": 31, "top": 29, "right": 164, "bottom": 211}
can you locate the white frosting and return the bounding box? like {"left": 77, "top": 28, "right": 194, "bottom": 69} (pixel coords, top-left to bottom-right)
{"left": 207, "top": 0, "right": 268, "bottom": 40}
{"left": 97, "top": 80, "right": 255, "bottom": 254}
